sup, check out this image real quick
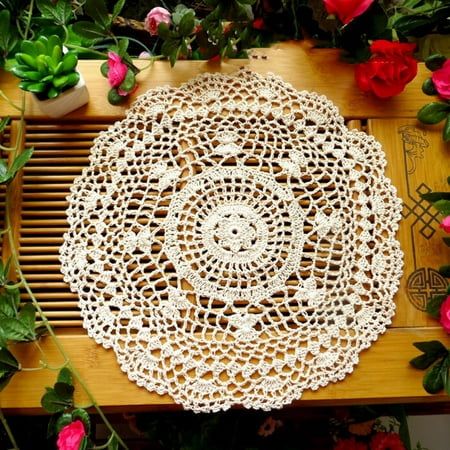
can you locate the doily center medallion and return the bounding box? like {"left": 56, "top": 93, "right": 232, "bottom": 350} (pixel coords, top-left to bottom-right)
{"left": 164, "top": 167, "right": 305, "bottom": 302}
{"left": 60, "top": 69, "right": 403, "bottom": 413}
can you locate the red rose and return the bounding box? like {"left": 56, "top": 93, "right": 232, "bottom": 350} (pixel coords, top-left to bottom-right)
{"left": 355, "top": 40, "right": 418, "bottom": 98}
{"left": 323, "top": 0, "right": 375, "bottom": 25}
{"left": 369, "top": 432, "right": 405, "bottom": 450}
{"left": 334, "top": 437, "right": 368, "bottom": 450}
{"left": 57, "top": 420, "right": 86, "bottom": 450}
{"left": 253, "top": 18, "right": 265, "bottom": 30}
{"left": 439, "top": 295, "right": 450, "bottom": 333}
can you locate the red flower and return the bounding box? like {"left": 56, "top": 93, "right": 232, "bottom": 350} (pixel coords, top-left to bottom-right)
{"left": 369, "top": 432, "right": 405, "bottom": 450}
{"left": 107, "top": 52, "right": 128, "bottom": 88}
{"left": 57, "top": 420, "right": 86, "bottom": 450}
{"left": 253, "top": 18, "right": 265, "bottom": 30}
{"left": 323, "top": 0, "right": 375, "bottom": 25}
{"left": 439, "top": 295, "right": 450, "bottom": 333}
{"left": 432, "top": 59, "right": 450, "bottom": 100}
{"left": 355, "top": 40, "right": 418, "bottom": 98}
{"left": 334, "top": 437, "right": 368, "bottom": 450}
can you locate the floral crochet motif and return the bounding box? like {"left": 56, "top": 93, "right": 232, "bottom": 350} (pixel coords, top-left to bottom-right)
{"left": 60, "top": 69, "right": 403, "bottom": 413}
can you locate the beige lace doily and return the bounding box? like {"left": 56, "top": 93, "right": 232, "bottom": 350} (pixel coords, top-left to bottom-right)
{"left": 60, "top": 69, "right": 403, "bottom": 412}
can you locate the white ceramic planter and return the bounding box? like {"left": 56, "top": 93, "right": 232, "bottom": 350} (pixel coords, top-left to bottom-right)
{"left": 33, "top": 72, "right": 89, "bottom": 118}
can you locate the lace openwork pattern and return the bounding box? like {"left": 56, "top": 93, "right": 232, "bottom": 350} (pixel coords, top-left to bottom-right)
{"left": 60, "top": 69, "right": 403, "bottom": 412}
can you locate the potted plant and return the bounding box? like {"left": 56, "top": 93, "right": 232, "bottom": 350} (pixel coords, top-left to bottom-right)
{"left": 8, "top": 34, "right": 89, "bottom": 118}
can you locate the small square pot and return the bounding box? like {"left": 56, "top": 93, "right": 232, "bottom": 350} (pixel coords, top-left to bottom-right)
{"left": 33, "top": 72, "right": 89, "bottom": 118}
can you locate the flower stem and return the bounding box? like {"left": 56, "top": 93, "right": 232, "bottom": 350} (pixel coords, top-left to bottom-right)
{"left": 0, "top": 408, "right": 20, "bottom": 450}
{"left": 0, "top": 91, "right": 24, "bottom": 113}
{"left": 5, "top": 219, "right": 128, "bottom": 450}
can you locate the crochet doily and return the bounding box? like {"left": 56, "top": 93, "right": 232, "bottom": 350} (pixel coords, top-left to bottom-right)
{"left": 60, "top": 69, "right": 403, "bottom": 412}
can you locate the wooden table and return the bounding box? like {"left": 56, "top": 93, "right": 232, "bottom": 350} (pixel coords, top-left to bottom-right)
{"left": 1, "top": 41, "right": 449, "bottom": 412}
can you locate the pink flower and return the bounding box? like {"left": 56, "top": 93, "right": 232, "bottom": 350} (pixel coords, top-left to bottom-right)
{"left": 57, "top": 420, "right": 86, "bottom": 450}
{"left": 439, "top": 295, "right": 450, "bottom": 333}
{"left": 145, "top": 7, "right": 171, "bottom": 36}
{"left": 107, "top": 52, "right": 127, "bottom": 88}
{"left": 432, "top": 59, "right": 450, "bottom": 100}
{"left": 323, "top": 0, "right": 375, "bottom": 25}
{"left": 440, "top": 216, "right": 450, "bottom": 233}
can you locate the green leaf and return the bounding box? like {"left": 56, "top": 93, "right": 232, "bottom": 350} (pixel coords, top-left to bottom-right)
{"left": 54, "top": 381, "right": 75, "bottom": 400}
{"left": 0, "top": 317, "right": 35, "bottom": 341}
{"left": 72, "top": 21, "right": 108, "bottom": 40}
{"left": 0, "top": 160, "right": 8, "bottom": 184}
{"left": 422, "top": 78, "right": 437, "bottom": 96}
{"left": 0, "top": 117, "right": 10, "bottom": 134}
{"left": 112, "top": 0, "right": 125, "bottom": 20}
{"left": 84, "top": 0, "right": 111, "bottom": 30}
{"left": 178, "top": 12, "right": 195, "bottom": 36}
{"left": 24, "top": 82, "right": 47, "bottom": 94}
{"left": 410, "top": 352, "right": 441, "bottom": 370}
{"left": 439, "top": 265, "right": 450, "bottom": 278}
{"left": 0, "top": 10, "right": 17, "bottom": 55}
{"left": 172, "top": 4, "right": 191, "bottom": 26}
{"left": 444, "top": 115, "right": 450, "bottom": 143}
{"left": 72, "top": 408, "right": 91, "bottom": 434}
{"left": 0, "top": 289, "right": 19, "bottom": 318}
{"left": 425, "top": 54, "right": 447, "bottom": 72}
{"left": 417, "top": 102, "right": 450, "bottom": 125}
{"left": 100, "top": 61, "right": 109, "bottom": 78}
{"left": 413, "top": 340, "right": 448, "bottom": 355}
{"left": 18, "top": 303, "right": 36, "bottom": 332}
{"left": 15, "top": 52, "right": 38, "bottom": 69}
{"left": 443, "top": 237, "right": 450, "bottom": 247}
{"left": 55, "top": 413, "right": 73, "bottom": 433}
{"left": 36, "top": 0, "right": 72, "bottom": 25}
{"left": 157, "top": 22, "right": 173, "bottom": 40}
{"left": 60, "top": 53, "right": 78, "bottom": 74}
{"left": 9, "top": 147, "right": 33, "bottom": 178}
{"left": 423, "top": 360, "right": 445, "bottom": 394}
{"left": 79, "top": 436, "right": 88, "bottom": 450}
{"left": 47, "top": 414, "right": 59, "bottom": 438}
{"left": 0, "top": 347, "right": 19, "bottom": 372}
{"left": 434, "top": 199, "right": 450, "bottom": 216}
{"left": 421, "top": 191, "right": 450, "bottom": 202}
{"left": 107, "top": 88, "right": 126, "bottom": 105}
{"left": 426, "top": 294, "right": 447, "bottom": 318}
{"left": 118, "top": 69, "right": 135, "bottom": 92}
{"left": 107, "top": 435, "right": 119, "bottom": 450}
{"left": 57, "top": 367, "right": 73, "bottom": 385}
{"left": 41, "top": 388, "right": 72, "bottom": 413}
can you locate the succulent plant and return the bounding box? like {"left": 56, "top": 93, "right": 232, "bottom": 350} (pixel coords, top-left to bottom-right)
{"left": 9, "top": 35, "right": 80, "bottom": 100}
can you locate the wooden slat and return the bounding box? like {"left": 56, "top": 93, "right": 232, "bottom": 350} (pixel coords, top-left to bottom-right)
{"left": 3, "top": 327, "right": 450, "bottom": 411}
{"left": 0, "top": 41, "right": 432, "bottom": 121}
{"left": 368, "top": 119, "right": 450, "bottom": 327}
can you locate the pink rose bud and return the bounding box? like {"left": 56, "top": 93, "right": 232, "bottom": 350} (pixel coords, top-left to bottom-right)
{"left": 440, "top": 215, "right": 450, "bottom": 233}
{"left": 432, "top": 59, "right": 450, "bottom": 100}
{"left": 57, "top": 420, "right": 86, "bottom": 450}
{"left": 439, "top": 295, "right": 450, "bottom": 334}
{"left": 145, "top": 7, "right": 172, "bottom": 36}
{"left": 138, "top": 51, "right": 152, "bottom": 59}
{"left": 107, "top": 52, "right": 128, "bottom": 88}
{"left": 323, "top": 0, "right": 375, "bottom": 25}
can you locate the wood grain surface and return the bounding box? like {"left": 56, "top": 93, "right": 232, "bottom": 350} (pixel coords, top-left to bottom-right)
{"left": 1, "top": 41, "right": 449, "bottom": 411}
